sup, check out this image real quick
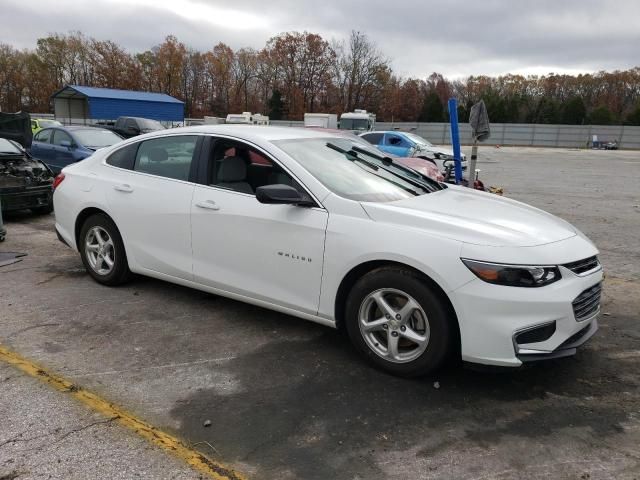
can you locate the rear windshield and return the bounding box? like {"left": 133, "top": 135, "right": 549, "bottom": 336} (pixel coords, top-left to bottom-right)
{"left": 74, "top": 129, "right": 123, "bottom": 148}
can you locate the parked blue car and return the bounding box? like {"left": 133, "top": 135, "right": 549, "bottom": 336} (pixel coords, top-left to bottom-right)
{"left": 360, "top": 131, "right": 467, "bottom": 171}
{"left": 31, "top": 126, "right": 123, "bottom": 174}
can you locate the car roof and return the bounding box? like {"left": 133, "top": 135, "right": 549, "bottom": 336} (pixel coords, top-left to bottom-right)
{"left": 139, "top": 125, "right": 351, "bottom": 143}
{"left": 366, "top": 131, "right": 410, "bottom": 135}
{"left": 42, "top": 126, "right": 112, "bottom": 132}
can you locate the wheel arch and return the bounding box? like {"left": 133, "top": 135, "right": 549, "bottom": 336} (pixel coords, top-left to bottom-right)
{"left": 74, "top": 208, "right": 129, "bottom": 267}
{"left": 334, "top": 260, "right": 461, "bottom": 352}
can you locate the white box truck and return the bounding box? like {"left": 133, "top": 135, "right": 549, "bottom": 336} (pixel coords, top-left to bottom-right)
{"left": 339, "top": 109, "right": 376, "bottom": 132}
{"left": 225, "top": 112, "right": 270, "bottom": 125}
{"left": 304, "top": 113, "right": 338, "bottom": 129}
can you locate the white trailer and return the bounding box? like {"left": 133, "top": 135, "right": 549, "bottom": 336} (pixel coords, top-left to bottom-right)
{"left": 225, "top": 112, "right": 270, "bottom": 125}
{"left": 304, "top": 113, "right": 338, "bottom": 129}
{"left": 339, "top": 109, "right": 376, "bottom": 132}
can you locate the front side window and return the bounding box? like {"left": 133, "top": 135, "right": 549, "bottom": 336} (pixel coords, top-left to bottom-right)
{"left": 385, "top": 134, "right": 406, "bottom": 146}
{"left": 34, "top": 129, "right": 53, "bottom": 143}
{"left": 209, "top": 139, "right": 300, "bottom": 195}
{"left": 133, "top": 136, "right": 198, "bottom": 181}
{"left": 52, "top": 130, "right": 72, "bottom": 146}
{"left": 275, "top": 138, "right": 436, "bottom": 202}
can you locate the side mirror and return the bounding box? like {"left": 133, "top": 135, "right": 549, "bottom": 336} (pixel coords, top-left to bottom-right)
{"left": 60, "top": 140, "right": 72, "bottom": 148}
{"left": 256, "top": 184, "right": 314, "bottom": 206}
{"left": 128, "top": 126, "right": 140, "bottom": 134}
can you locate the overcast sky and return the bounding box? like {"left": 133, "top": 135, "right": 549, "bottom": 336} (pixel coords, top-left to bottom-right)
{"left": 2, "top": 0, "right": 639, "bottom": 78}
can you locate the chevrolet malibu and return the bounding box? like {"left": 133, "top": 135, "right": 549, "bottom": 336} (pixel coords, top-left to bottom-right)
{"left": 53, "top": 126, "right": 602, "bottom": 376}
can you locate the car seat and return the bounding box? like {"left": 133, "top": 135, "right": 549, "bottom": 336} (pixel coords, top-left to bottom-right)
{"left": 217, "top": 156, "right": 253, "bottom": 194}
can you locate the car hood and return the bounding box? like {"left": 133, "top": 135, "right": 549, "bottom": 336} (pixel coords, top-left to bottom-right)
{"left": 0, "top": 112, "right": 32, "bottom": 149}
{"left": 361, "top": 186, "right": 577, "bottom": 247}
{"left": 416, "top": 144, "right": 453, "bottom": 156}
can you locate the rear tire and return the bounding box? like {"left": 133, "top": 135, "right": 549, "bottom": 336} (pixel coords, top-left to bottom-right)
{"left": 79, "top": 213, "right": 132, "bottom": 286}
{"left": 345, "top": 266, "right": 453, "bottom": 377}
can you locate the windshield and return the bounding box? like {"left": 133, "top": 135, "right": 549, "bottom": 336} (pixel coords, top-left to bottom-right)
{"left": 74, "top": 129, "right": 122, "bottom": 148}
{"left": 340, "top": 118, "right": 370, "bottom": 131}
{"left": 275, "top": 137, "right": 438, "bottom": 202}
{"left": 0, "top": 138, "right": 23, "bottom": 154}
{"left": 139, "top": 119, "right": 165, "bottom": 130}
{"left": 405, "top": 132, "right": 433, "bottom": 147}
{"left": 38, "top": 120, "right": 63, "bottom": 128}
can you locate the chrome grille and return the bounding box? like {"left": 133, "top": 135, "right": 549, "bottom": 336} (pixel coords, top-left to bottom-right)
{"left": 563, "top": 256, "right": 600, "bottom": 275}
{"left": 572, "top": 283, "right": 602, "bottom": 321}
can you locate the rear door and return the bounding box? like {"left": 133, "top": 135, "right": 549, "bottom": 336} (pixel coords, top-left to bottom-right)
{"left": 104, "top": 135, "right": 201, "bottom": 280}
{"left": 191, "top": 137, "right": 328, "bottom": 314}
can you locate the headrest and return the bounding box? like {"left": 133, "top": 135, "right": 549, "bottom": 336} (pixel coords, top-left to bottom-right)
{"left": 218, "top": 156, "right": 247, "bottom": 182}
{"left": 147, "top": 147, "right": 168, "bottom": 162}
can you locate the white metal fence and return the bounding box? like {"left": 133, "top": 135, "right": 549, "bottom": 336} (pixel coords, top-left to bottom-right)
{"left": 268, "top": 121, "right": 640, "bottom": 149}
{"left": 37, "top": 112, "right": 640, "bottom": 149}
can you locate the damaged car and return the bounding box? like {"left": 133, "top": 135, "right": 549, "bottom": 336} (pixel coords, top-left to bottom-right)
{"left": 0, "top": 112, "right": 55, "bottom": 215}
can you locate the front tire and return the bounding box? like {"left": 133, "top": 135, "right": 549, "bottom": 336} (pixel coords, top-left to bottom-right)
{"left": 345, "top": 267, "right": 453, "bottom": 377}
{"left": 79, "top": 213, "right": 132, "bottom": 286}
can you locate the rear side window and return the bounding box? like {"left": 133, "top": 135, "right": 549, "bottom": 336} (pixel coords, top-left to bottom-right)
{"left": 362, "top": 133, "right": 383, "bottom": 144}
{"left": 34, "top": 129, "right": 52, "bottom": 143}
{"left": 106, "top": 143, "right": 139, "bottom": 170}
{"left": 133, "top": 136, "right": 198, "bottom": 181}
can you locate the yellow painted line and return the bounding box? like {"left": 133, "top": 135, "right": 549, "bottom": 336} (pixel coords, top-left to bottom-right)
{"left": 0, "top": 344, "right": 246, "bottom": 480}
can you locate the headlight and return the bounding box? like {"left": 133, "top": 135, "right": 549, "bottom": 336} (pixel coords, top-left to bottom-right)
{"left": 461, "top": 259, "right": 561, "bottom": 287}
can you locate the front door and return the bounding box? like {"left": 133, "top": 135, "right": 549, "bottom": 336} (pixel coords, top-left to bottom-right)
{"left": 50, "top": 129, "right": 76, "bottom": 173}
{"left": 191, "top": 138, "right": 328, "bottom": 315}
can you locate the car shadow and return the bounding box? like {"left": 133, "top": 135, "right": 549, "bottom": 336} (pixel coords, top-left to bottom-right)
{"left": 164, "top": 290, "right": 634, "bottom": 480}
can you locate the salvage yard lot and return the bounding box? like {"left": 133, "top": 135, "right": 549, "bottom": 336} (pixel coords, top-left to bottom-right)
{"left": 1, "top": 146, "right": 639, "bottom": 479}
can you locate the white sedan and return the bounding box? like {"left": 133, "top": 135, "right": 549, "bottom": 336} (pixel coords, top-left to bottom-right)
{"left": 53, "top": 126, "right": 603, "bottom": 376}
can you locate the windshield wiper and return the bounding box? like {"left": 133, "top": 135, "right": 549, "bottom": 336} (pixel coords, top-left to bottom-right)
{"left": 326, "top": 142, "right": 422, "bottom": 196}
{"left": 326, "top": 142, "right": 381, "bottom": 171}
{"left": 350, "top": 145, "right": 441, "bottom": 192}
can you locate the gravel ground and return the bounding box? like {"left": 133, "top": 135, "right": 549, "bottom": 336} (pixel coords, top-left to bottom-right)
{"left": 0, "top": 146, "right": 638, "bottom": 480}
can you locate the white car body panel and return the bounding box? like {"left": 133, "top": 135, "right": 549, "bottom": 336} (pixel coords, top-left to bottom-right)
{"left": 54, "top": 125, "right": 602, "bottom": 368}
{"left": 191, "top": 184, "right": 328, "bottom": 315}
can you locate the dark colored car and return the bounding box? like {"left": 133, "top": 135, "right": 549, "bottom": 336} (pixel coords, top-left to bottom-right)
{"left": 31, "top": 126, "right": 123, "bottom": 174}
{"left": 99, "top": 116, "right": 165, "bottom": 138}
{"left": 0, "top": 112, "right": 55, "bottom": 215}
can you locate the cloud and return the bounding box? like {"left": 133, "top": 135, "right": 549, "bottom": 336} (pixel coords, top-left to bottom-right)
{"left": 3, "top": 0, "right": 639, "bottom": 77}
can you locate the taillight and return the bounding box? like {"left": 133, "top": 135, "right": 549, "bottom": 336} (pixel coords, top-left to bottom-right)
{"left": 52, "top": 173, "right": 65, "bottom": 191}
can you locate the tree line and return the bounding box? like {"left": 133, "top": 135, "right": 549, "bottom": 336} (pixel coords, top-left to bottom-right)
{"left": 1, "top": 31, "right": 640, "bottom": 125}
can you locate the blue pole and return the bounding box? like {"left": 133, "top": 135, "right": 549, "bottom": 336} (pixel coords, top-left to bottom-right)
{"left": 448, "top": 98, "right": 462, "bottom": 184}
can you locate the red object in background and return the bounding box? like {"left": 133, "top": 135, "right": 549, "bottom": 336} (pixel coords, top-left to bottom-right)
{"left": 394, "top": 157, "right": 444, "bottom": 182}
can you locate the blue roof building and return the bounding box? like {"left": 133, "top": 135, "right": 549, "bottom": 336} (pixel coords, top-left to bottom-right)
{"left": 52, "top": 85, "right": 184, "bottom": 123}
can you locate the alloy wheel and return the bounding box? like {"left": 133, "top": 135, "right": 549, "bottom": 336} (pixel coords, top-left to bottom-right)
{"left": 358, "top": 288, "right": 430, "bottom": 363}
{"left": 85, "top": 226, "right": 115, "bottom": 276}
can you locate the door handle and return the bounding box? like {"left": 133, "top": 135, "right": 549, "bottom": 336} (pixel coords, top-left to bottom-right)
{"left": 113, "top": 184, "right": 134, "bottom": 193}
{"left": 195, "top": 200, "right": 220, "bottom": 211}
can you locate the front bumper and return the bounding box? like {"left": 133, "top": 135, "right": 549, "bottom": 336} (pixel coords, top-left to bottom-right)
{"left": 0, "top": 186, "right": 53, "bottom": 212}
{"left": 451, "top": 264, "right": 603, "bottom": 367}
